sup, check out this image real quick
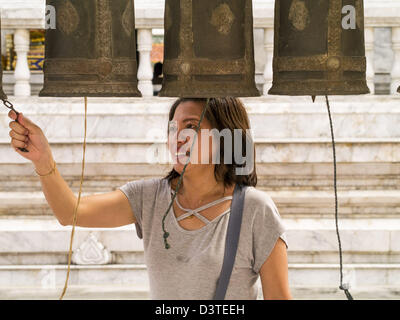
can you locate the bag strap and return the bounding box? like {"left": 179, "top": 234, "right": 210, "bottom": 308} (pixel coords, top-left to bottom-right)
{"left": 214, "top": 183, "right": 247, "bottom": 300}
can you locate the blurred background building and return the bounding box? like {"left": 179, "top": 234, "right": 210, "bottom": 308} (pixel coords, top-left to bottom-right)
{"left": 0, "top": 0, "right": 399, "bottom": 300}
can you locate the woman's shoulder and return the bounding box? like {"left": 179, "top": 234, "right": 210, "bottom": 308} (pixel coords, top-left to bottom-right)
{"left": 140, "top": 177, "right": 166, "bottom": 193}
{"left": 244, "top": 185, "right": 287, "bottom": 235}
{"left": 120, "top": 177, "right": 165, "bottom": 197}
{"left": 243, "top": 186, "right": 284, "bottom": 225}
{"left": 244, "top": 186, "right": 278, "bottom": 211}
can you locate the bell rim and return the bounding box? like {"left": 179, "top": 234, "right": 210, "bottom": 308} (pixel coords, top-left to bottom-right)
{"left": 39, "top": 86, "right": 143, "bottom": 98}
{"left": 158, "top": 93, "right": 261, "bottom": 98}
{"left": 268, "top": 83, "right": 371, "bottom": 96}
{"left": 158, "top": 84, "right": 261, "bottom": 98}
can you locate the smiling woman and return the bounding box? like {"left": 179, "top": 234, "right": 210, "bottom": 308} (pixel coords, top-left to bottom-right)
{"left": 164, "top": 98, "right": 257, "bottom": 190}
{"left": 118, "top": 97, "right": 291, "bottom": 300}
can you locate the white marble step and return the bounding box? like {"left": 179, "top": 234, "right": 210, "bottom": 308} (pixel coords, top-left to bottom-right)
{"left": 1, "top": 162, "right": 398, "bottom": 193}
{"left": 0, "top": 284, "right": 399, "bottom": 300}
{"left": 1, "top": 189, "right": 399, "bottom": 217}
{"left": 0, "top": 263, "right": 400, "bottom": 294}
{"left": 1, "top": 98, "right": 398, "bottom": 189}
{"left": 1, "top": 140, "right": 399, "bottom": 165}
{"left": 0, "top": 218, "right": 399, "bottom": 265}
{"left": 1, "top": 96, "right": 399, "bottom": 165}
{"left": 289, "top": 263, "right": 400, "bottom": 288}
{"left": 0, "top": 264, "right": 149, "bottom": 288}
{"left": 0, "top": 285, "right": 150, "bottom": 300}
{"left": 269, "top": 190, "right": 400, "bottom": 218}
{"left": 292, "top": 286, "right": 400, "bottom": 300}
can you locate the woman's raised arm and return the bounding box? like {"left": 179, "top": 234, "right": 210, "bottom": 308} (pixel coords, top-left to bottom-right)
{"left": 8, "top": 110, "right": 136, "bottom": 228}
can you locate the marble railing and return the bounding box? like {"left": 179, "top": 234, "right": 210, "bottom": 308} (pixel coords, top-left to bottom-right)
{"left": 1, "top": 0, "right": 400, "bottom": 97}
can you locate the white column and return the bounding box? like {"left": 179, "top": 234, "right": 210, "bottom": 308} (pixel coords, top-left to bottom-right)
{"left": 263, "top": 28, "right": 274, "bottom": 96}
{"left": 365, "top": 27, "right": 375, "bottom": 94}
{"left": 13, "top": 29, "right": 31, "bottom": 97}
{"left": 391, "top": 27, "right": 400, "bottom": 94}
{"left": 137, "top": 28, "right": 154, "bottom": 97}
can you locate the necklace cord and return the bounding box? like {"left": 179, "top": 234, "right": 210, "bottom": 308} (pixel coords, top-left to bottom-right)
{"left": 325, "top": 95, "right": 353, "bottom": 300}
{"left": 59, "top": 96, "right": 88, "bottom": 300}
{"left": 161, "top": 98, "right": 210, "bottom": 249}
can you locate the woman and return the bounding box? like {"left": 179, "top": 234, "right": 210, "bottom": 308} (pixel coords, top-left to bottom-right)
{"left": 8, "top": 97, "right": 291, "bottom": 300}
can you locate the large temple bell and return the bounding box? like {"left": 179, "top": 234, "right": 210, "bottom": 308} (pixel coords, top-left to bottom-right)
{"left": 40, "top": 0, "right": 141, "bottom": 97}
{"left": 159, "top": 0, "right": 260, "bottom": 98}
{"left": 269, "top": 0, "right": 370, "bottom": 96}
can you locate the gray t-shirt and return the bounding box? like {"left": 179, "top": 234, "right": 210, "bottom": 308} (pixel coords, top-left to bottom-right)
{"left": 119, "top": 177, "right": 288, "bottom": 300}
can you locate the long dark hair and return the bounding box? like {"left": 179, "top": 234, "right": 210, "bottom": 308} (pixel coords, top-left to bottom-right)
{"left": 163, "top": 97, "right": 257, "bottom": 190}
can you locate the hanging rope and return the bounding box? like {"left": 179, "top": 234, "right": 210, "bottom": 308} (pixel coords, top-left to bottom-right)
{"left": 161, "top": 97, "right": 210, "bottom": 249}
{"left": 325, "top": 95, "right": 353, "bottom": 300}
{"left": 59, "top": 96, "right": 88, "bottom": 300}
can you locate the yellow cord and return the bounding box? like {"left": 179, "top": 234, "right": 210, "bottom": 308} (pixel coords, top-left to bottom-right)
{"left": 59, "top": 96, "right": 88, "bottom": 300}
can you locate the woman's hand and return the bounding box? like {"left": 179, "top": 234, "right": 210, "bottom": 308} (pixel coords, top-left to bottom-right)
{"left": 8, "top": 110, "right": 54, "bottom": 169}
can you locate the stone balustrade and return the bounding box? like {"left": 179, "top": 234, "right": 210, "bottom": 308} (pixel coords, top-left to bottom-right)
{"left": 1, "top": 0, "right": 400, "bottom": 97}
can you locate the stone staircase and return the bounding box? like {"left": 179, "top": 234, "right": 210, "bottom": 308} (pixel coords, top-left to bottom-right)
{"left": 0, "top": 95, "right": 399, "bottom": 299}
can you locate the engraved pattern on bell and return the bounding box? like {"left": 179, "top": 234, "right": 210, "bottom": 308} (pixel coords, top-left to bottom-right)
{"left": 96, "top": 0, "right": 112, "bottom": 58}
{"left": 57, "top": 0, "right": 79, "bottom": 35}
{"left": 97, "top": 58, "right": 113, "bottom": 80}
{"left": 288, "top": 0, "right": 310, "bottom": 31}
{"left": 210, "top": 3, "right": 235, "bottom": 35}
{"left": 326, "top": 57, "right": 341, "bottom": 71}
{"left": 122, "top": 0, "right": 134, "bottom": 36}
{"left": 180, "top": 63, "right": 191, "bottom": 75}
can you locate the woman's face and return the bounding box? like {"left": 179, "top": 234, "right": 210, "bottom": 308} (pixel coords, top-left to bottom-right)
{"left": 167, "top": 101, "right": 216, "bottom": 174}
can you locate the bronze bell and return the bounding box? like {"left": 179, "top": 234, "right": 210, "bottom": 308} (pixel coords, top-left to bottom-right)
{"left": 40, "top": 0, "right": 141, "bottom": 97}
{"left": 0, "top": 62, "right": 6, "bottom": 101}
{"left": 0, "top": 17, "right": 7, "bottom": 102}
{"left": 269, "top": 0, "right": 370, "bottom": 96}
{"left": 159, "top": 0, "right": 260, "bottom": 98}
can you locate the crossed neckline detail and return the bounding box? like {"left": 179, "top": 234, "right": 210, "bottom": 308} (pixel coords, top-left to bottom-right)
{"left": 166, "top": 180, "right": 233, "bottom": 233}
{"left": 173, "top": 190, "right": 233, "bottom": 225}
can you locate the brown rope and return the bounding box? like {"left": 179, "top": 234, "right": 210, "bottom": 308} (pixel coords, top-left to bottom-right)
{"left": 59, "top": 96, "right": 88, "bottom": 300}
{"left": 325, "top": 95, "right": 353, "bottom": 300}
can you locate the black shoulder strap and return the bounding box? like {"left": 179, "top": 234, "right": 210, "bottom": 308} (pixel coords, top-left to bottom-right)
{"left": 214, "top": 183, "right": 247, "bottom": 300}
